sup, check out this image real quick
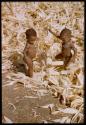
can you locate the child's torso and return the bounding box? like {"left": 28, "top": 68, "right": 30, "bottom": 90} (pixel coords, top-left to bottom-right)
{"left": 26, "top": 44, "right": 36, "bottom": 59}
{"left": 62, "top": 42, "right": 72, "bottom": 57}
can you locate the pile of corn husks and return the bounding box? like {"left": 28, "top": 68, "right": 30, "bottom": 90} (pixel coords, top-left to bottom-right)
{"left": 2, "top": 2, "right": 84, "bottom": 123}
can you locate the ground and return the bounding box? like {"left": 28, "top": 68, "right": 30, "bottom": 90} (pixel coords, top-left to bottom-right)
{"left": 2, "top": 72, "right": 67, "bottom": 123}
{"left": 2, "top": 2, "right": 84, "bottom": 123}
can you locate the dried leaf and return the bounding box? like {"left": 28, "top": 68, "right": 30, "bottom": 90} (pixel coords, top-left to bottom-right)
{"left": 52, "top": 117, "right": 70, "bottom": 123}
{"left": 52, "top": 61, "right": 64, "bottom": 66}
{"left": 24, "top": 96, "right": 38, "bottom": 99}
{"left": 59, "top": 108, "right": 79, "bottom": 114}
{"left": 51, "top": 111, "right": 60, "bottom": 115}
{"left": 39, "top": 103, "right": 54, "bottom": 109}
{"left": 4, "top": 116, "right": 13, "bottom": 123}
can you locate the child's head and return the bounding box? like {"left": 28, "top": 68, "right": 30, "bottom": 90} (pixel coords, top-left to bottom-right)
{"left": 60, "top": 28, "right": 71, "bottom": 42}
{"left": 25, "top": 28, "right": 37, "bottom": 44}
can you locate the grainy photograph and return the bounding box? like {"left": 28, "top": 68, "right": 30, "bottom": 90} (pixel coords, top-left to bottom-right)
{"left": 2, "top": 2, "right": 84, "bottom": 123}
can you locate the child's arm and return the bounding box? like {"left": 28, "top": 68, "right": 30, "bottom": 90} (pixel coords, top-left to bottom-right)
{"left": 48, "top": 29, "right": 60, "bottom": 38}
{"left": 23, "top": 43, "right": 28, "bottom": 58}
{"left": 48, "top": 28, "right": 63, "bottom": 44}
{"left": 23, "top": 44, "right": 33, "bottom": 77}
{"left": 70, "top": 42, "right": 77, "bottom": 62}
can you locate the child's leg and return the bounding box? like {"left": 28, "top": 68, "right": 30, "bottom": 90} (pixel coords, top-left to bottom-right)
{"left": 64, "top": 56, "right": 72, "bottom": 67}
{"left": 27, "top": 58, "right": 33, "bottom": 77}
{"left": 55, "top": 53, "right": 63, "bottom": 60}
{"left": 25, "top": 57, "right": 33, "bottom": 77}
{"left": 24, "top": 64, "right": 28, "bottom": 75}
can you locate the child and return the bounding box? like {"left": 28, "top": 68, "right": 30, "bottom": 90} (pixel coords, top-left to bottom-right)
{"left": 49, "top": 28, "right": 77, "bottom": 67}
{"left": 23, "top": 28, "right": 37, "bottom": 77}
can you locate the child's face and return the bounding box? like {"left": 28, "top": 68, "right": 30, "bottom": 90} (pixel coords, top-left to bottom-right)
{"left": 64, "top": 36, "right": 71, "bottom": 42}
{"left": 61, "top": 34, "right": 71, "bottom": 43}
{"left": 60, "top": 29, "right": 71, "bottom": 43}
{"left": 30, "top": 36, "right": 37, "bottom": 41}
{"left": 28, "top": 36, "right": 37, "bottom": 44}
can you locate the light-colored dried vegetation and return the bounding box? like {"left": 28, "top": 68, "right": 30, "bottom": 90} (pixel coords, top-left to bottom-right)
{"left": 2, "top": 2, "right": 84, "bottom": 123}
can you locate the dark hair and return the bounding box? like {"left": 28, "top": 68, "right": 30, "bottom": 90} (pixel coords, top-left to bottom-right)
{"left": 25, "top": 28, "right": 37, "bottom": 38}
{"left": 60, "top": 28, "right": 71, "bottom": 38}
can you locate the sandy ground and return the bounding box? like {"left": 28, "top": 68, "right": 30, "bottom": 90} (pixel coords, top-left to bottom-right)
{"left": 2, "top": 71, "right": 67, "bottom": 123}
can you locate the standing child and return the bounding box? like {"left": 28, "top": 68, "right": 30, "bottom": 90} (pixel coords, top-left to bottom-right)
{"left": 23, "top": 28, "right": 37, "bottom": 77}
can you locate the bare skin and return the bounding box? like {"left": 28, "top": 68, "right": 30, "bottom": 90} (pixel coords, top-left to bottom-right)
{"left": 49, "top": 28, "right": 77, "bottom": 67}
{"left": 23, "top": 28, "right": 37, "bottom": 77}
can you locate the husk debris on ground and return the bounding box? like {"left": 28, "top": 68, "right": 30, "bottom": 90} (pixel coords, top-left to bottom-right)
{"left": 2, "top": 2, "right": 84, "bottom": 123}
